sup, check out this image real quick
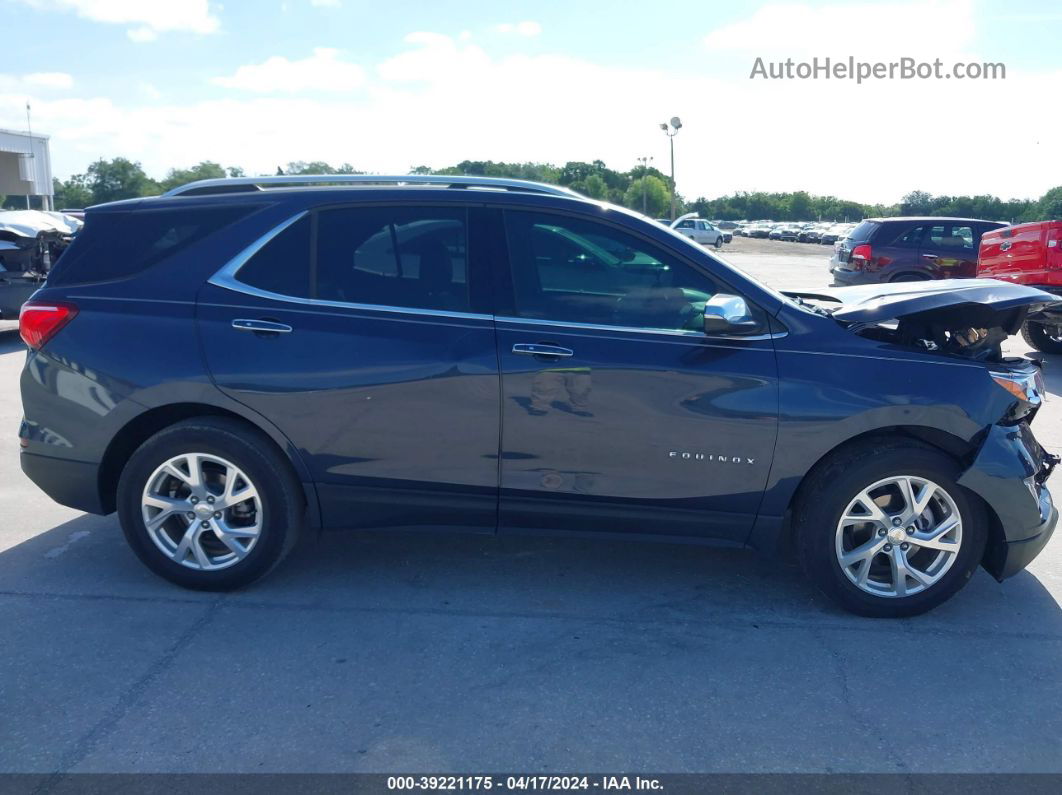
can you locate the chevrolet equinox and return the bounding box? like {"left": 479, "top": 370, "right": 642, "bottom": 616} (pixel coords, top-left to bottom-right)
{"left": 17, "top": 175, "right": 1060, "bottom": 617}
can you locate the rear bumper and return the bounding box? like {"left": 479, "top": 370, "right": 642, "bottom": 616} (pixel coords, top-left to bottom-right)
{"left": 829, "top": 266, "right": 878, "bottom": 286}
{"left": 20, "top": 451, "right": 105, "bottom": 514}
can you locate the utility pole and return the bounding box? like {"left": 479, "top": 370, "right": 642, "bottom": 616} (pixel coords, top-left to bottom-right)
{"left": 636, "top": 156, "right": 653, "bottom": 214}
{"left": 659, "top": 117, "right": 682, "bottom": 221}
{"left": 25, "top": 102, "right": 33, "bottom": 209}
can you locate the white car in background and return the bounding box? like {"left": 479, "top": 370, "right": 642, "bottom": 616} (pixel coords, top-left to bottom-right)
{"left": 670, "top": 213, "right": 725, "bottom": 249}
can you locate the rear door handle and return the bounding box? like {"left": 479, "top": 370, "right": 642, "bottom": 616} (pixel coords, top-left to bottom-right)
{"left": 512, "top": 343, "right": 574, "bottom": 358}
{"left": 921, "top": 254, "right": 939, "bottom": 260}
{"left": 231, "top": 319, "right": 293, "bottom": 334}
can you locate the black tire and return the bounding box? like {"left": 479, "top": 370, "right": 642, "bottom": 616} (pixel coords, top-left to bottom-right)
{"left": 117, "top": 416, "right": 304, "bottom": 590}
{"left": 794, "top": 439, "right": 987, "bottom": 618}
{"left": 1021, "top": 320, "right": 1062, "bottom": 354}
{"left": 891, "top": 273, "right": 930, "bottom": 283}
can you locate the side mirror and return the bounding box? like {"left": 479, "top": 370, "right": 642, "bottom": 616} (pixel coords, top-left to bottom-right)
{"left": 703, "top": 294, "right": 761, "bottom": 336}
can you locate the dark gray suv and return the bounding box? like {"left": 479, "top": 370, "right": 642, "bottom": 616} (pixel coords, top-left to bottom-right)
{"left": 16, "top": 175, "right": 1060, "bottom": 617}
{"left": 830, "top": 216, "right": 1006, "bottom": 285}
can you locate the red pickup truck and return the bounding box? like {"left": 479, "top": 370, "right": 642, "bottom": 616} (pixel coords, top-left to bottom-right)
{"left": 978, "top": 220, "right": 1062, "bottom": 352}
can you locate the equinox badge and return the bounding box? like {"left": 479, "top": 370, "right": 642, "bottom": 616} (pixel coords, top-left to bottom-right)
{"left": 669, "top": 451, "right": 755, "bottom": 465}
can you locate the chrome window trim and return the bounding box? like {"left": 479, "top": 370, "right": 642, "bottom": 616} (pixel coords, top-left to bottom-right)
{"left": 494, "top": 315, "right": 787, "bottom": 341}
{"left": 209, "top": 277, "right": 494, "bottom": 322}
{"left": 208, "top": 210, "right": 309, "bottom": 288}
{"left": 207, "top": 210, "right": 492, "bottom": 322}
{"left": 208, "top": 212, "right": 787, "bottom": 335}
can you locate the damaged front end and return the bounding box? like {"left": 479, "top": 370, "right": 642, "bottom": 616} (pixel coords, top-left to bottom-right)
{"left": 784, "top": 278, "right": 1062, "bottom": 579}
{"left": 0, "top": 210, "right": 80, "bottom": 274}
{"left": 784, "top": 279, "right": 1060, "bottom": 363}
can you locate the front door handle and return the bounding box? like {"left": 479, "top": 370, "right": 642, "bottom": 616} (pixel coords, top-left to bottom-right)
{"left": 921, "top": 253, "right": 939, "bottom": 260}
{"left": 232, "top": 319, "right": 293, "bottom": 334}
{"left": 512, "top": 343, "right": 574, "bottom": 358}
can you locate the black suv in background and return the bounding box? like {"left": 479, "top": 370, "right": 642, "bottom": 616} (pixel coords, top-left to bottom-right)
{"left": 830, "top": 216, "right": 1006, "bottom": 284}
{"left": 17, "top": 176, "right": 1059, "bottom": 617}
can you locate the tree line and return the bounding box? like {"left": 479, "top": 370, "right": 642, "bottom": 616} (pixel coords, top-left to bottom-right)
{"left": 24, "top": 156, "right": 1062, "bottom": 224}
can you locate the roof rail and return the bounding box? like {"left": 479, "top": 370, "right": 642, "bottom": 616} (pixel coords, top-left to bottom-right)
{"left": 163, "top": 174, "right": 582, "bottom": 199}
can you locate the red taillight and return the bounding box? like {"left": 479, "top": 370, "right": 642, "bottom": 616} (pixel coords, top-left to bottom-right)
{"left": 19, "top": 301, "right": 78, "bottom": 350}
{"left": 850, "top": 243, "right": 872, "bottom": 271}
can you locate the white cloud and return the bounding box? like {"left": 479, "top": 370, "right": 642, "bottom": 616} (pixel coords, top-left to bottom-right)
{"left": 15, "top": 0, "right": 220, "bottom": 38}
{"left": 25, "top": 72, "right": 75, "bottom": 89}
{"left": 495, "top": 21, "right": 541, "bottom": 36}
{"left": 705, "top": 0, "right": 974, "bottom": 59}
{"left": 0, "top": 72, "right": 74, "bottom": 91}
{"left": 138, "top": 82, "right": 163, "bottom": 101}
{"left": 3, "top": 14, "right": 1060, "bottom": 206}
{"left": 310, "top": 0, "right": 341, "bottom": 6}
{"left": 211, "top": 48, "right": 366, "bottom": 93}
{"left": 127, "top": 26, "right": 158, "bottom": 43}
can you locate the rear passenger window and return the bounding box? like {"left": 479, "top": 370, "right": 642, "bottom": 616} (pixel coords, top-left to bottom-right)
{"left": 47, "top": 204, "right": 259, "bottom": 287}
{"left": 316, "top": 207, "right": 469, "bottom": 312}
{"left": 925, "top": 224, "right": 974, "bottom": 251}
{"left": 889, "top": 225, "right": 926, "bottom": 247}
{"left": 235, "top": 216, "right": 311, "bottom": 298}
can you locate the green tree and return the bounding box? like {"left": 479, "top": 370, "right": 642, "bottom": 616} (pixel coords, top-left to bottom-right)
{"left": 575, "top": 174, "right": 608, "bottom": 199}
{"left": 1036, "top": 186, "right": 1062, "bottom": 220}
{"left": 85, "top": 158, "right": 159, "bottom": 203}
{"left": 159, "top": 161, "right": 226, "bottom": 193}
{"left": 787, "top": 191, "right": 812, "bottom": 220}
{"left": 277, "top": 161, "right": 364, "bottom": 176}
{"left": 623, "top": 175, "right": 670, "bottom": 216}
{"left": 899, "top": 190, "right": 934, "bottom": 215}
{"left": 52, "top": 174, "right": 93, "bottom": 208}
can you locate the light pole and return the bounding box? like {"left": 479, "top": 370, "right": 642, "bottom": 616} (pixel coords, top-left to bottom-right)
{"left": 636, "top": 156, "right": 653, "bottom": 215}
{"left": 659, "top": 117, "right": 682, "bottom": 221}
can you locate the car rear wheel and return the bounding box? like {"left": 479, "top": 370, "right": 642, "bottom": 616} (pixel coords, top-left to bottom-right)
{"left": 1021, "top": 320, "right": 1062, "bottom": 355}
{"left": 117, "top": 417, "right": 303, "bottom": 590}
{"left": 795, "top": 440, "right": 986, "bottom": 617}
{"left": 714, "top": 236, "right": 724, "bottom": 249}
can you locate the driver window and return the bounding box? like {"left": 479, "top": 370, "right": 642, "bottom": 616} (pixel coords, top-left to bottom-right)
{"left": 504, "top": 210, "right": 718, "bottom": 332}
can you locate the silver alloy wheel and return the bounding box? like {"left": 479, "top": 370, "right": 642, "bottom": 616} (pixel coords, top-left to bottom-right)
{"left": 141, "top": 453, "right": 263, "bottom": 571}
{"left": 834, "top": 475, "right": 962, "bottom": 598}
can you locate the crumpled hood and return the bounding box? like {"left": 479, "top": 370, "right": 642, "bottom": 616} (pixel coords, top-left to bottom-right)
{"left": 783, "top": 279, "right": 1061, "bottom": 324}
{"left": 0, "top": 210, "right": 82, "bottom": 238}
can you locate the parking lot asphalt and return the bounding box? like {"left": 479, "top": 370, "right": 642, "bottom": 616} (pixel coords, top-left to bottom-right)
{"left": 2, "top": 241, "right": 1061, "bottom": 775}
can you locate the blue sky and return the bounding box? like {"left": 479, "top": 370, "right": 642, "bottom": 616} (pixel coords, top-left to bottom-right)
{"left": 2, "top": 0, "right": 1060, "bottom": 203}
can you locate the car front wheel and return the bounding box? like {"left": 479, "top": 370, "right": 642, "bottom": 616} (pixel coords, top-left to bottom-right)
{"left": 795, "top": 441, "right": 986, "bottom": 617}
{"left": 117, "top": 417, "right": 303, "bottom": 590}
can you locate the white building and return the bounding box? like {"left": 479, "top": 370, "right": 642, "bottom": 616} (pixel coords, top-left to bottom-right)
{"left": 0, "top": 128, "right": 54, "bottom": 210}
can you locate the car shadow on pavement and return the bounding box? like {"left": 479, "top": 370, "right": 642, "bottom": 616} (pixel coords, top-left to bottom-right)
{"left": 3, "top": 488, "right": 1062, "bottom": 774}
{"left": 3, "top": 509, "right": 1060, "bottom": 629}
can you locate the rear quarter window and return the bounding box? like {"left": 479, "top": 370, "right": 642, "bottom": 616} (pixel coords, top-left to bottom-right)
{"left": 47, "top": 204, "right": 258, "bottom": 287}
{"left": 845, "top": 220, "right": 880, "bottom": 243}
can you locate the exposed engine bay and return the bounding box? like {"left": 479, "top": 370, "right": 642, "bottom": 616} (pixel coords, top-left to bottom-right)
{"left": 850, "top": 305, "right": 1025, "bottom": 361}
{"left": 783, "top": 279, "right": 1061, "bottom": 363}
